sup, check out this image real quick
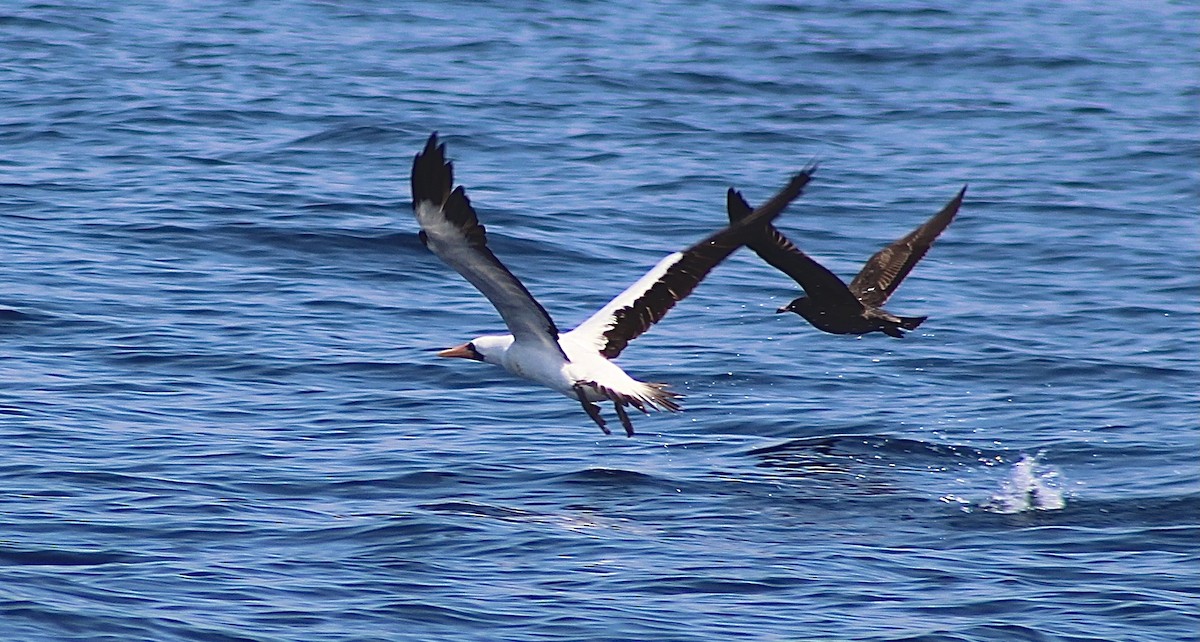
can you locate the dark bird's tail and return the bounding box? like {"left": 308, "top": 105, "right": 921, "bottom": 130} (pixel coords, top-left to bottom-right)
{"left": 881, "top": 315, "right": 928, "bottom": 338}
{"left": 880, "top": 315, "right": 927, "bottom": 338}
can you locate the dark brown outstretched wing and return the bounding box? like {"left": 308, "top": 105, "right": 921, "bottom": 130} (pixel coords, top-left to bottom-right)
{"left": 848, "top": 186, "right": 966, "bottom": 307}
{"left": 727, "top": 182, "right": 861, "bottom": 309}
{"left": 411, "top": 133, "right": 564, "bottom": 355}
{"left": 569, "top": 168, "right": 816, "bottom": 359}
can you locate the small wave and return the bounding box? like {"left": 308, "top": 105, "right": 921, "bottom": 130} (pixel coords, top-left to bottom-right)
{"left": 0, "top": 15, "right": 99, "bottom": 32}
{"left": 287, "top": 122, "right": 404, "bottom": 146}
{"left": 554, "top": 467, "right": 673, "bottom": 488}
{"left": 97, "top": 220, "right": 422, "bottom": 262}
{"left": 0, "top": 307, "right": 33, "bottom": 321}
{"left": 748, "top": 434, "right": 999, "bottom": 465}
{"left": 980, "top": 454, "right": 1065, "bottom": 514}
{"left": 0, "top": 546, "right": 130, "bottom": 567}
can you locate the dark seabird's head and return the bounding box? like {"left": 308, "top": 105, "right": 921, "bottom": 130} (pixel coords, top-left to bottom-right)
{"left": 777, "top": 296, "right": 814, "bottom": 318}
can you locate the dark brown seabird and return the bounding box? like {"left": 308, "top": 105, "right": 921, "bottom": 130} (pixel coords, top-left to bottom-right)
{"left": 727, "top": 185, "right": 966, "bottom": 337}
{"left": 412, "top": 133, "right": 814, "bottom": 436}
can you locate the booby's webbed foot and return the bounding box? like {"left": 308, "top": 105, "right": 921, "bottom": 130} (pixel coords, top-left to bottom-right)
{"left": 612, "top": 401, "right": 635, "bottom": 437}
{"left": 574, "top": 383, "right": 611, "bottom": 436}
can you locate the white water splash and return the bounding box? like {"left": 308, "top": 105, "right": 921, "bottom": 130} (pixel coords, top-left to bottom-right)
{"left": 981, "top": 454, "right": 1066, "bottom": 514}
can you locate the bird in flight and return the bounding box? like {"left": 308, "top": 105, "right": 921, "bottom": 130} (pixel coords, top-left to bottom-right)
{"left": 727, "top": 185, "right": 965, "bottom": 337}
{"left": 412, "top": 132, "right": 814, "bottom": 435}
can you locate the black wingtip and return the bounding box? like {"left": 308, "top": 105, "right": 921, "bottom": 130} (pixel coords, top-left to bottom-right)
{"left": 418, "top": 132, "right": 444, "bottom": 164}
{"left": 412, "top": 132, "right": 453, "bottom": 209}
{"left": 734, "top": 164, "right": 817, "bottom": 229}
{"left": 726, "top": 188, "right": 753, "bottom": 223}
{"left": 934, "top": 185, "right": 967, "bottom": 222}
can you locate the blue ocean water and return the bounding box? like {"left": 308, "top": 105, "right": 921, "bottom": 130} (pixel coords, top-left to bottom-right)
{"left": 2, "top": 1, "right": 1197, "bottom": 640}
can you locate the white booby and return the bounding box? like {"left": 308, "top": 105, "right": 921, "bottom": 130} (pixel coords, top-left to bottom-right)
{"left": 411, "top": 133, "right": 813, "bottom": 436}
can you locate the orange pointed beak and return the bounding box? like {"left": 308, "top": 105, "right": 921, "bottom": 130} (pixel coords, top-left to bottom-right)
{"left": 437, "top": 343, "right": 477, "bottom": 359}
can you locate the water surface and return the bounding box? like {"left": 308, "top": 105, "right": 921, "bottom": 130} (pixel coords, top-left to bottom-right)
{"left": 2, "top": 1, "right": 1197, "bottom": 640}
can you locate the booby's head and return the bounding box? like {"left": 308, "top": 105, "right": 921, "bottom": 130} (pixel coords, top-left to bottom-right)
{"left": 437, "top": 334, "right": 512, "bottom": 365}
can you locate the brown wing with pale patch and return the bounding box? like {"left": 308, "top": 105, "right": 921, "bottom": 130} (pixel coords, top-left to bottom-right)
{"left": 848, "top": 186, "right": 966, "bottom": 307}
{"left": 597, "top": 168, "right": 815, "bottom": 359}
